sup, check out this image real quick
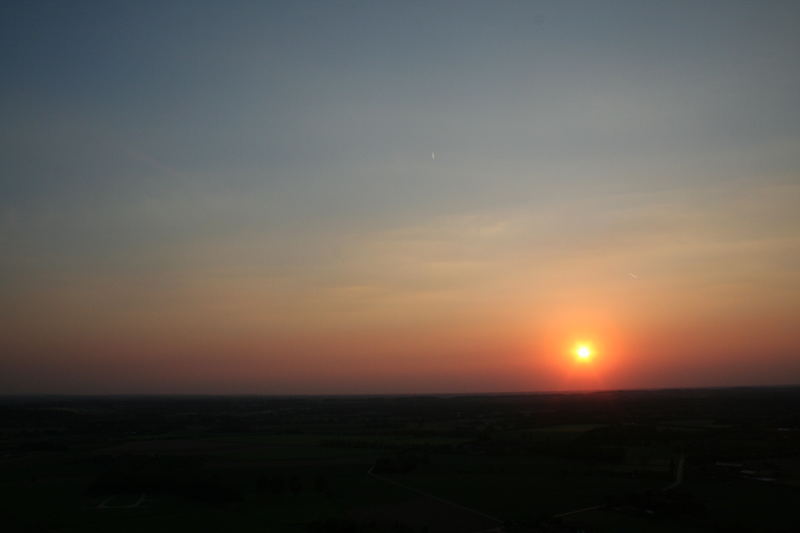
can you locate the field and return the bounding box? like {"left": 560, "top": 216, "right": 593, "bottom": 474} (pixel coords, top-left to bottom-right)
{"left": 1, "top": 388, "right": 800, "bottom": 532}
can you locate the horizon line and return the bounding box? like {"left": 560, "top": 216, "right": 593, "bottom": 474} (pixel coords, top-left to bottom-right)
{"left": 2, "top": 382, "right": 799, "bottom": 399}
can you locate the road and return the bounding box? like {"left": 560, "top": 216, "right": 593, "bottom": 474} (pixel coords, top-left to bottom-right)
{"left": 552, "top": 504, "right": 605, "bottom": 519}
{"left": 368, "top": 452, "right": 687, "bottom": 525}
{"left": 554, "top": 452, "right": 687, "bottom": 519}
{"left": 662, "top": 453, "right": 686, "bottom": 491}
{"left": 97, "top": 493, "right": 146, "bottom": 509}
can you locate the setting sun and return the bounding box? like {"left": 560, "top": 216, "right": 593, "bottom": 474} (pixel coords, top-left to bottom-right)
{"left": 575, "top": 344, "right": 593, "bottom": 361}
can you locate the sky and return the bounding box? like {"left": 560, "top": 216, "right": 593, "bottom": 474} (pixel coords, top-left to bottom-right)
{"left": 1, "top": 1, "right": 799, "bottom": 394}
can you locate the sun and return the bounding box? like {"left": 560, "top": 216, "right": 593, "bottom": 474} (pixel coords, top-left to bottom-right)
{"left": 575, "top": 344, "right": 593, "bottom": 362}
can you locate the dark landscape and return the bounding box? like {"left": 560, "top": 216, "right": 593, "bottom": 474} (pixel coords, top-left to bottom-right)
{"left": 3, "top": 386, "right": 800, "bottom": 532}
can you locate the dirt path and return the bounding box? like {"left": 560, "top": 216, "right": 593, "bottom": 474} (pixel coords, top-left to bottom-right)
{"left": 367, "top": 464, "right": 505, "bottom": 527}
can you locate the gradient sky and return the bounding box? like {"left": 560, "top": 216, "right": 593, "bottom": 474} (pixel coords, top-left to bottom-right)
{"left": 2, "top": 1, "right": 799, "bottom": 394}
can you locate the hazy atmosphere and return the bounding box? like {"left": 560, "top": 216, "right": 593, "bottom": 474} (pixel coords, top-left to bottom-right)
{"left": 2, "top": 1, "right": 799, "bottom": 394}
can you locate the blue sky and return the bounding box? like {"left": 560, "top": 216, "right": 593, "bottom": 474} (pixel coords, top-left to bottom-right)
{"left": 2, "top": 1, "right": 799, "bottom": 393}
